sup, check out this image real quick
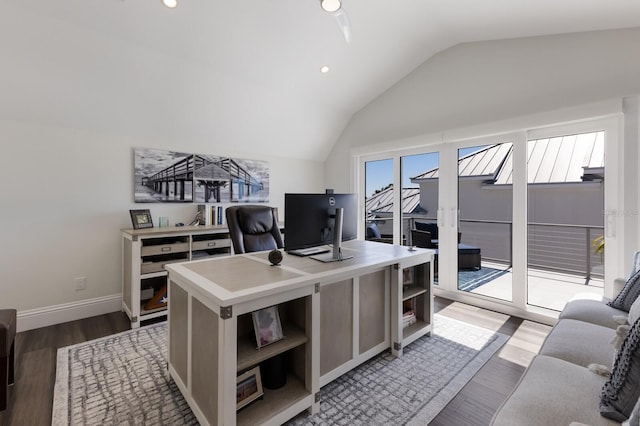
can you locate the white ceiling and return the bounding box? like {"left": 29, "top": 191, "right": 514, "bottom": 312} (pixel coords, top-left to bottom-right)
{"left": 2, "top": 0, "right": 640, "bottom": 160}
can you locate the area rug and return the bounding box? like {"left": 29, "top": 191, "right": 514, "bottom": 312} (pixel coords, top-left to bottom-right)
{"left": 53, "top": 315, "right": 507, "bottom": 426}
{"left": 457, "top": 266, "right": 511, "bottom": 292}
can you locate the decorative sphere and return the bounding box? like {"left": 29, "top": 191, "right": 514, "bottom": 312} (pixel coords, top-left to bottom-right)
{"left": 268, "top": 249, "right": 283, "bottom": 266}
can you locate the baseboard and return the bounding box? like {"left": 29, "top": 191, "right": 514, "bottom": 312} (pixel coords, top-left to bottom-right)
{"left": 17, "top": 294, "right": 122, "bottom": 332}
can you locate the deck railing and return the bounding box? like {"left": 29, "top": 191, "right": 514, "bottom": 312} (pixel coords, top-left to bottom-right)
{"left": 369, "top": 216, "right": 604, "bottom": 280}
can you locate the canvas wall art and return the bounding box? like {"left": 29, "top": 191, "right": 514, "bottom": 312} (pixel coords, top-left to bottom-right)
{"left": 229, "top": 158, "right": 270, "bottom": 203}
{"left": 134, "top": 148, "right": 194, "bottom": 203}
{"left": 134, "top": 148, "right": 269, "bottom": 204}
{"left": 193, "top": 154, "right": 231, "bottom": 203}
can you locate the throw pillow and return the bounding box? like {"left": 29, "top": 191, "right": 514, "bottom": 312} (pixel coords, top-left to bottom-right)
{"left": 609, "top": 269, "right": 640, "bottom": 312}
{"left": 629, "top": 297, "right": 640, "bottom": 327}
{"left": 600, "top": 316, "right": 640, "bottom": 421}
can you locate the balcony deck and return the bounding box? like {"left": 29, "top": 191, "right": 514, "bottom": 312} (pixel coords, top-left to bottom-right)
{"left": 455, "top": 260, "right": 604, "bottom": 312}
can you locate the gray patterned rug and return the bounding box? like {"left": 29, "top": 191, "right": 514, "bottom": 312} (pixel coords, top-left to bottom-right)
{"left": 53, "top": 314, "right": 507, "bottom": 425}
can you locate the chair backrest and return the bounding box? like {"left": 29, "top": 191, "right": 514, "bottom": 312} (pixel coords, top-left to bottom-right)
{"left": 411, "top": 229, "right": 435, "bottom": 248}
{"left": 226, "top": 205, "right": 284, "bottom": 254}
{"left": 415, "top": 221, "right": 438, "bottom": 240}
{"left": 366, "top": 222, "right": 382, "bottom": 239}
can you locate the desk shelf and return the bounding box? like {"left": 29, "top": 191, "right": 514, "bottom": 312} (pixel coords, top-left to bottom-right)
{"left": 237, "top": 323, "right": 308, "bottom": 372}
{"left": 403, "top": 319, "right": 428, "bottom": 340}
{"left": 402, "top": 286, "right": 427, "bottom": 301}
{"left": 392, "top": 256, "right": 434, "bottom": 357}
{"left": 236, "top": 373, "right": 310, "bottom": 426}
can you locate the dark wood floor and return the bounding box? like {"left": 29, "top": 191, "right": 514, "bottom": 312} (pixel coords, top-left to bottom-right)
{"left": 0, "top": 298, "right": 550, "bottom": 425}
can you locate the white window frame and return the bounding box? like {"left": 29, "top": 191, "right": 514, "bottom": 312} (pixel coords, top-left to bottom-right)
{"left": 355, "top": 112, "right": 624, "bottom": 324}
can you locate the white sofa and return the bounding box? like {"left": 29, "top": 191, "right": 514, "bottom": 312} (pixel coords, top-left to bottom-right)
{"left": 491, "top": 272, "right": 639, "bottom": 426}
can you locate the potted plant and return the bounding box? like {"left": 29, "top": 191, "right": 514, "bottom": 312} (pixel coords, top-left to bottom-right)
{"left": 592, "top": 235, "right": 604, "bottom": 258}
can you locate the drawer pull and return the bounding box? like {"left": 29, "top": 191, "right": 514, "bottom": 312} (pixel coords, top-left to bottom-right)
{"left": 207, "top": 242, "right": 216, "bottom": 247}
{"left": 161, "top": 247, "right": 172, "bottom": 252}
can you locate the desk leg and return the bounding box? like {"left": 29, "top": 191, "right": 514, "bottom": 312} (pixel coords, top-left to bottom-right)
{"left": 309, "top": 291, "right": 320, "bottom": 414}
{"left": 390, "top": 265, "right": 402, "bottom": 357}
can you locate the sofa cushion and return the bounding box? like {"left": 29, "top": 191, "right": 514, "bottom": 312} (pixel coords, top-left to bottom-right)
{"left": 609, "top": 270, "right": 640, "bottom": 312}
{"left": 623, "top": 397, "right": 640, "bottom": 426}
{"left": 491, "top": 355, "right": 619, "bottom": 426}
{"left": 539, "top": 319, "right": 617, "bottom": 369}
{"left": 560, "top": 297, "right": 628, "bottom": 329}
{"left": 600, "top": 317, "right": 640, "bottom": 422}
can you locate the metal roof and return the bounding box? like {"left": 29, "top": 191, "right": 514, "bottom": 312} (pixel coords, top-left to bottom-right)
{"left": 411, "top": 131, "right": 604, "bottom": 185}
{"left": 365, "top": 186, "right": 423, "bottom": 216}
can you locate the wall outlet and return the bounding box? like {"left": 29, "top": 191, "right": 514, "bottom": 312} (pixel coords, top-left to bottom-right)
{"left": 75, "top": 277, "right": 86, "bottom": 291}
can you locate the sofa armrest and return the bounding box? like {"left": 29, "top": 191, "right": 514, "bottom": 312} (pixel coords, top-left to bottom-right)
{"left": 613, "top": 278, "right": 626, "bottom": 297}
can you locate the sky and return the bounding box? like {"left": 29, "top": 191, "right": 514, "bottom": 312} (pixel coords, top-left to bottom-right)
{"left": 365, "top": 147, "right": 484, "bottom": 197}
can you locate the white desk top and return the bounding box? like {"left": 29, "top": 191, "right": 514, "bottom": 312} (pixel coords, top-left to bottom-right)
{"left": 166, "top": 240, "right": 433, "bottom": 307}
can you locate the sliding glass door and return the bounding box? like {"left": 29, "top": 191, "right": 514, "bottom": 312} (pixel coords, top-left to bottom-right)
{"left": 364, "top": 159, "right": 396, "bottom": 243}
{"left": 456, "top": 142, "right": 513, "bottom": 302}
{"left": 401, "top": 152, "right": 439, "bottom": 281}
{"left": 357, "top": 116, "right": 619, "bottom": 319}
{"left": 526, "top": 130, "right": 605, "bottom": 311}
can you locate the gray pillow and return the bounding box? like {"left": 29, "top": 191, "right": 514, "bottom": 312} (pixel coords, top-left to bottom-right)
{"left": 629, "top": 296, "right": 640, "bottom": 327}
{"left": 600, "top": 316, "right": 640, "bottom": 421}
{"left": 609, "top": 269, "right": 640, "bottom": 312}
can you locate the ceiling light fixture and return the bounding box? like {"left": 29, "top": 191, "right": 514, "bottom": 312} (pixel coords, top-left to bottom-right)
{"left": 320, "top": 65, "right": 330, "bottom": 73}
{"left": 320, "top": 0, "right": 341, "bottom": 13}
{"left": 162, "top": 0, "right": 178, "bottom": 8}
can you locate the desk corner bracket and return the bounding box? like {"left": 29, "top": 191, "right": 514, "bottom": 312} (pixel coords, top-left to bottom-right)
{"left": 220, "top": 306, "right": 232, "bottom": 319}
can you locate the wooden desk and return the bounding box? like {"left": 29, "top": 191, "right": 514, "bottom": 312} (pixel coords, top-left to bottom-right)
{"left": 166, "top": 240, "right": 434, "bottom": 426}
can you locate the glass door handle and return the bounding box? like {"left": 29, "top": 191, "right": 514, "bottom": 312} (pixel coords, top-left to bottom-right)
{"left": 437, "top": 208, "right": 444, "bottom": 228}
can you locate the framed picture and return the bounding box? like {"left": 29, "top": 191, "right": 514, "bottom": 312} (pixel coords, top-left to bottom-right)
{"left": 130, "top": 209, "right": 154, "bottom": 229}
{"left": 252, "top": 306, "right": 284, "bottom": 349}
{"left": 403, "top": 267, "right": 414, "bottom": 286}
{"left": 236, "top": 367, "right": 263, "bottom": 410}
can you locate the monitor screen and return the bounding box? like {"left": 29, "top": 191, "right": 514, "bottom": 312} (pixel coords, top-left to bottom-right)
{"left": 284, "top": 193, "right": 357, "bottom": 251}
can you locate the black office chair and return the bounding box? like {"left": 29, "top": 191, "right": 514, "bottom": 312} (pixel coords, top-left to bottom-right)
{"left": 226, "top": 205, "right": 284, "bottom": 254}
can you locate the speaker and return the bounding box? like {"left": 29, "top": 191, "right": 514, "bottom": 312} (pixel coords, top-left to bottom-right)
{"left": 268, "top": 249, "right": 283, "bottom": 265}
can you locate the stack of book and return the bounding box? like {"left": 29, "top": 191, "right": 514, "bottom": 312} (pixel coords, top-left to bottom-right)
{"left": 197, "top": 204, "right": 226, "bottom": 226}
{"left": 402, "top": 304, "right": 416, "bottom": 329}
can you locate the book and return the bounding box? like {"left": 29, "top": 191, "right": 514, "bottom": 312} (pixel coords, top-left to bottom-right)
{"left": 217, "top": 206, "right": 224, "bottom": 225}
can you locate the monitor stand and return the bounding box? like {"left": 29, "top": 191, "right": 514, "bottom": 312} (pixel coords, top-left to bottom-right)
{"left": 311, "top": 208, "right": 353, "bottom": 263}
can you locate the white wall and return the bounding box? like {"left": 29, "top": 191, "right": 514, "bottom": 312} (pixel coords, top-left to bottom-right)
{"left": 0, "top": 119, "right": 324, "bottom": 329}
{"left": 325, "top": 28, "right": 640, "bottom": 192}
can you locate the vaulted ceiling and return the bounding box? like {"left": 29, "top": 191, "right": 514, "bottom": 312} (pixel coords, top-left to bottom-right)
{"left": 2, "top": 0, "right": 640, "bottom": 160}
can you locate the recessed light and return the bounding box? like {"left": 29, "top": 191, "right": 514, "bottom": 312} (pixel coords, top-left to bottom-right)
{"left": 320, "top": 0, "right": 341, "bottom": 13}
{"left": 162, "top": 0, "right": 178, "bottom": 8}
{"left": 320, "top": 66, "right": 330, "bottom": 74}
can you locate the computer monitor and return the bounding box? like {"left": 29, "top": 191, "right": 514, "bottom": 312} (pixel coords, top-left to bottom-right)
{"left": 284, "top": 193, "right": 357, "bottom": 260}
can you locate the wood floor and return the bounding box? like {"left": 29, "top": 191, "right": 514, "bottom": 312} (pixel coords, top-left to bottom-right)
{"left": 0, "top": 298, "right": 551, "bottom": 425}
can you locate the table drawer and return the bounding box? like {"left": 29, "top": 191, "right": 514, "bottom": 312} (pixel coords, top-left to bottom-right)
{"left": 141, "top": 242, "right": 190, "bottom": 257}
{"left": 141, "top": 258, "right": 185, "bottom": 274}
{"left": 192, "top": 239, "right": 231, "bottom": 251}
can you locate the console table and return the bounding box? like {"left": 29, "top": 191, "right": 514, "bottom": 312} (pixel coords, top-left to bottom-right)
{"left": 122, "top": 225, "right": 233, "bottom": 328}
{"left": 165, "top": 240, "right": 434, "bottom": 426}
